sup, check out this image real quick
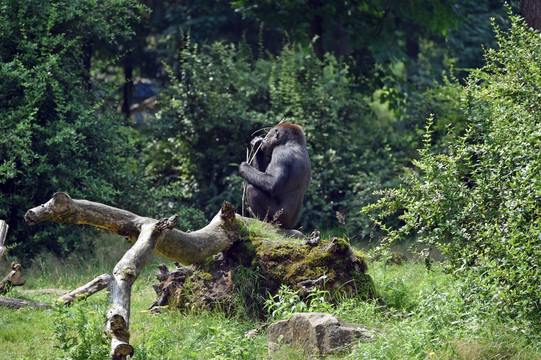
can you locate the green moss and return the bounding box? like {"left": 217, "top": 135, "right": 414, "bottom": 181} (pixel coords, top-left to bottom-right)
{"left": 250, "top": 237, "right": 376, "bottom": 300}
{"left": 199, "top": 272, "right": 212, "bottom": 281}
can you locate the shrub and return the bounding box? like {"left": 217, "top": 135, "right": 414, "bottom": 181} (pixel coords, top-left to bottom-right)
{"left": 363, "top": 13, "right": 541, "bottom": 325}
{"left": 146, "top": 38, "right": 401, "bottom": 236}
{"left": 52, "top": 299, "right": 109, "bottom": 359}
{"left": 0, "top": 0, "right": 145, "bottom": 259}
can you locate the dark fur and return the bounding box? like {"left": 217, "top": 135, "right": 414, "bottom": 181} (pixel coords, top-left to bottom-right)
{"left": 238, "top": 124, "right": 311, "bottom": 228}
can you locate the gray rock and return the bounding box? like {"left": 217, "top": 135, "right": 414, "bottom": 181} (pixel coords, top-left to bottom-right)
{"left": 267, "top": 312, "right": 376, "bottom": 357}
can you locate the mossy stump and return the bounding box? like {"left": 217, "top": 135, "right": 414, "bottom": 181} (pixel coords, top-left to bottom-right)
{"left": 151, "top": 234, "right": 376, "bottom": 316}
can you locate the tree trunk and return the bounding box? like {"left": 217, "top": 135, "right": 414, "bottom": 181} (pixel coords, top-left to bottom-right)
{"left": 0, "top": 220, "right": 8, "bottom": 261}
{"left": 0, "top": 296, "right": 51, "bottom": 309}
{"left": 522, "top": 0, "right": 541, "bottom": 31}
{"left": 308, "top": 0, "right": 324, "bottom": 59}
{"left": 121, "top": 55, "right": 134, "bottom": 119}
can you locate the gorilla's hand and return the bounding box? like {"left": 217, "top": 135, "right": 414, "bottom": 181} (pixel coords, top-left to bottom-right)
{"left": 238, "top": 161, "right": 250, "bottom": 177}
{"left": 250, "top": 136, "right": 264, "bottom": 149}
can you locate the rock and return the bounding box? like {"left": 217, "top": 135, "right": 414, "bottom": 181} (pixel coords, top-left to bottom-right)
{"left": 267, "top": 312, "right": 376, "bottom": 356}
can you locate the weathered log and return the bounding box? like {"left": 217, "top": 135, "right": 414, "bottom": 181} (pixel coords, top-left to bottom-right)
{"left": 24, "top": 193, "right": 247, "bottom": 360}
{"left": 25, "top": 192, "right": 240, "bottom": 264}
{"left": 58, "top": 273, "right": 112, "bottom": 305}
{"left": 0, "top": 296, "right": 52, "bottom": 309}
{"left": 0, "top": 220, "right": 8, "bottom": 261}
{"left": 0, "top": 262, "right": 27, "bottom": 295}
{"left": 150, "top": 236, "right": 376, "bottom": 318}
{"left": 106, "top": 215, "right": 178, "bottom": 360}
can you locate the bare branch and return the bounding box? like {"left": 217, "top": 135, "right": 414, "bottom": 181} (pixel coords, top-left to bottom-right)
{"left": 25, "top": 193, "right": 239, "bottom": 265}
{"left": 58, "top": 274, "right": 112, "bottom": 305}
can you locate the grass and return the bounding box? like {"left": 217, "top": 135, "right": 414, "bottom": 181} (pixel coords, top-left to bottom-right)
{"left": 0, "top": 233, "right": 540, "bottom": 360}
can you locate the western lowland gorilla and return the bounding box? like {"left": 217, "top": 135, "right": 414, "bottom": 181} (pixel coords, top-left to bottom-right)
{"left": 238, "top": 123, "right": 311, "bottom": 228}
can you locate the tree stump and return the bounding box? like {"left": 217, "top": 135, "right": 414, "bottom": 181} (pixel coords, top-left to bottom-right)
{"left": 150, "top": 231, "right": 376, "bottom": 318}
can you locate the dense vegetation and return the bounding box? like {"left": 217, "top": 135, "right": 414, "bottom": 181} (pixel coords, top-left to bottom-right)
{"left": 0, "top": 0, "right": 146, "bottom": 258}
{"left": 364, "top": 14, "right": 541, "bottom": 324}
{"left": 1, "top": 0, "right": 540, "bottom": 357}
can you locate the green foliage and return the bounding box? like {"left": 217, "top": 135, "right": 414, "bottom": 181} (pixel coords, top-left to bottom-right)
{"left": 52, "top": 300, "right": 109, "bottom": 359}
{"left": 264, "top": 284, "right": 308, "bottom": 321}
{"left": 232, "top": 0, "right": 461, "bottom": 68}
{"left": 0, "top": 0, "right": 146, "bottom": 259}
{"left": 264, "top": 284, "right": 333, "bottom": 321}
{"left": 363, "top": 14, "right": 541, "bottom": 325}
{"left": 232, "top": 265, "right": 268, "bottom": 320}
{"left": 146, "top": 38, "right": 401, "bottom": 236}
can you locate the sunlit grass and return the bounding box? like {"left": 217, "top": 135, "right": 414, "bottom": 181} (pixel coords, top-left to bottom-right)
{"left": 0, "top": 232, "right": 540, "bottom": 359}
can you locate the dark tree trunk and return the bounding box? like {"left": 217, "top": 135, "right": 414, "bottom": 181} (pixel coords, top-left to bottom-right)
{"left": 309, "top": 0, "right": 324, "bottom": 59}
{"left": 522, "top": 0, "right": 541, "bottom": 30}
{"left": 121, "top": 55, "right": 134, "bottom": 118}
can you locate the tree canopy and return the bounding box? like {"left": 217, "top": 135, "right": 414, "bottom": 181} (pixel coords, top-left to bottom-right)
{"left": 0, "top": 0, "right": 145, "bottom": 258}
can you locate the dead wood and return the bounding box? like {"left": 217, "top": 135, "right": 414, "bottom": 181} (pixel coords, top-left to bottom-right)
{"left": 58, "top": 273, "right": 112, "bottom": 305}
{"left": 0, "top": 220, "right": 8, "bottom": 261}
{"left": 25, "top": 192, "right": 240, "bottom": 264}
{"left": 150, "top": 236, "right": 376, "bottom": 318}
{"left": 0, "top": 296, "right": 51, "bottom": 309}
{"left": 24, "top": 193, "right": 246, "bottom": 360}
{"left": 106, "top": 215, "right": 179, "bottom": 359}
{"left": 0, "top": 262, "right": 27, "bottom": 295}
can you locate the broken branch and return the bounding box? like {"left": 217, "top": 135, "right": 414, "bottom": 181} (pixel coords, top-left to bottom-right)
{"left": 58, "top": 273, "right": 112, "bottom": 305}
{"left": 106, "top": 215, "right": 178, "bottom": 360}
{"left": 25, "top": 193, "right": 238, "bottom": 265}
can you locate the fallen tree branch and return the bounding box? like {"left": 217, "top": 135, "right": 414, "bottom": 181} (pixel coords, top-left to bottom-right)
{"left": 25, "top": 192, "right": 239, "bottom": 264}
{"left": 106, "top": 215, "right": 179, "bottom": 360}
{"left": 0, "top": 296, "right": 51, "bottom": 309}
{"left": 58, "top": 273, "right": 112, "bottom": 305}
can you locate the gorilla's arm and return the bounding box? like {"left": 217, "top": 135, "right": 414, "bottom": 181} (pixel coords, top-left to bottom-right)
{"left": 239, "top": 158, "right": 289, "bottom": 197}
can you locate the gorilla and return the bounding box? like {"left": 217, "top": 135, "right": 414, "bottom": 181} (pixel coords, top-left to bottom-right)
{"left": 238, "top": 123, "right": 311, "bottom": 228}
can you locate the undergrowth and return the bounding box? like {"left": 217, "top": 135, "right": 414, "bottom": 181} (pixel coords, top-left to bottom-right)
{"left": 0, "top": 232, "right": 540, "bottom": 359}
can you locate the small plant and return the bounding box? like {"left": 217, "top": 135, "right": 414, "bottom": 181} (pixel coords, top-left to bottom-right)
{"left": 265, "top": 285, "right": 308, "bottom": 321}
{"left": 52, "top": 299, "right": 109, "bottom": 360}
{"left": 305, "top": 288, "right": 334, "bottom": 313}
{"left": 264, "top": 285, "right": 335, "bottom": 321}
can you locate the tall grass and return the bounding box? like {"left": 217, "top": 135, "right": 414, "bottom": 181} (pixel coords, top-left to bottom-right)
{"left": 0, "top": 233, "right": 540, "bottom": 359}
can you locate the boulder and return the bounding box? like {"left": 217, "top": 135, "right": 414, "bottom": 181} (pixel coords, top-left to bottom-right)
{"left": 267, "top": 312, "right": 376, "bottom": 356}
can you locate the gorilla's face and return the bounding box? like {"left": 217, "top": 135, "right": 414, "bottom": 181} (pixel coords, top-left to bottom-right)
{"left": 261, "top": 126, "right": 286, "bottom": 155}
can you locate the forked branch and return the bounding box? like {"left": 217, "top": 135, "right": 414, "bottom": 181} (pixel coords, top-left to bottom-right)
{"left": 25, "top": 193, "right": 244, "bottom": 359}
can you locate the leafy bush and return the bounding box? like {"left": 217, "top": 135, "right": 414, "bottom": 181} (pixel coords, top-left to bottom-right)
{"left": 363, "top": 13, "right": 541, "bottom": 325}
{"left": 0, "top": 0, "right": 145, "bottom": 259}
{"left": 146, "top": 38, "right": 402, "bottom": 236}
{"left": 264, "top": 284, "right": 334, "bottom": 321}
{"left": 53, "top": 299, "right": 109, "bottom": 359}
